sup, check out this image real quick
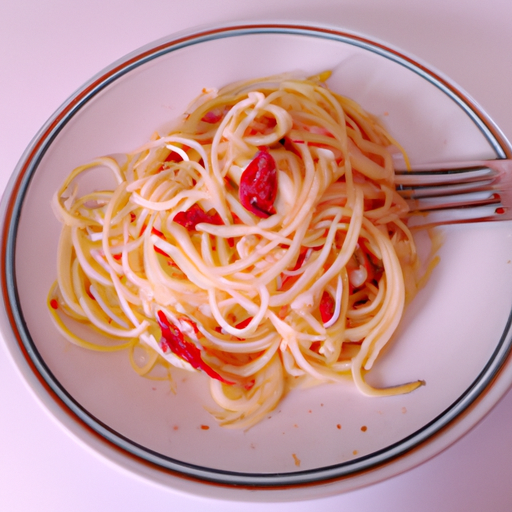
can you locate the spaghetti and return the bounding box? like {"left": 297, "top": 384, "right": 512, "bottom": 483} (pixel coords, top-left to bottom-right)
{"left": 48, "top": 72, "right": 425, "bottom": 429}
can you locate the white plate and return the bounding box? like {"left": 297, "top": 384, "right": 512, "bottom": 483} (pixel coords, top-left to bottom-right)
{"left": 2, "top": 23, "right": 512, "bottom": 499}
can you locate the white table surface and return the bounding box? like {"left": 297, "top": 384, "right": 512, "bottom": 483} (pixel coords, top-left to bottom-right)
{"left": 2, "top": 1, "right": 512, "bottom": 510}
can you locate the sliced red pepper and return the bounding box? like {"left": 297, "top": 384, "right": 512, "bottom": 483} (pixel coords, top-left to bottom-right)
{"left": 201, "top": 107, "right": 227, "bottom": 124}
{"left": 239, "top": 148, "right": 278, "bottom": 218}
{"left": 156, "top": 311, "right": 232, "bottom": 384}
{"left": 154, "top": 246, "right": 170, "bottom": 258}
{"left": 166, "top": 148, "right": 185, "bottom": 162}
{"left": 178, "top": 316, "right": 204, "bottom": 339}
{"left": 244, "top": 379, "right": 255, "bottom": 390}
{"left": 201, "top": 108, "right": 223, "bottom": 124}
{"left": 230, "top": 317, "right": 255, "bottom": 341}
{"left": 235, "top": 317, "right": 253, "bottom": 329}
{"left": 156, "top": 147, "right": 185, "bottom": 172}
{"left": 151, "top": 227, "right": 171, "bottom": 258}
{"left": 231, "top": 211, "right": 243, "bottom": 224}
{"left": 173, "top": 204, "right": 224, "bottom": 231}
{"left": 319, "top": 291, "right": 335, "bottom": 324}
{"left": 279, "top": 247, "right": 310, "bottom": 290}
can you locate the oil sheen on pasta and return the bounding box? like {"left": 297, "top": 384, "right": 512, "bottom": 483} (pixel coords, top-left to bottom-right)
{"left": 48, "top": 72, "right": 426, "bottom": 429}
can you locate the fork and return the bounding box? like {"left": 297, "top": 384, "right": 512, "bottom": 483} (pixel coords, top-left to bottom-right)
{"left": 394, "top": 158, "right": 512, "bottom": 227}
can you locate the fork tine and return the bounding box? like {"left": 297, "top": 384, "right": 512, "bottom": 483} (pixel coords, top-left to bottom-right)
{"left": 397, "top": 178, "right": 497, "bottom": 198}
{"left": 406, "top": 206, "right": 512, "bottom": 228}
{"left": 394, "top": 159, "right": 512, "bottom": 226}
{"left": 394, "top": 165, "right": 499, "bottom": 188}
{"left": 406, "top": 190, "right": 502, "bottom": 211}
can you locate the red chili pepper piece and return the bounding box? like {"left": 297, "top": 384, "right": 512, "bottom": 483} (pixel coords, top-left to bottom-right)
{"left": 235, "top": 317, "right": 253, "bottom": 329}
{"left": 154, "top": 246, "right": 170, "bottom": 257}
{"left": 156, "top": 148, "right": 184, "bottom": 172}
{"left": 151, "top": 227, "right": 171, "bottom": 258}
{"left": 178, "top": 316, "right": 203, "bottom": 338}
{"left": 156, "top": 311, "right": 232, "bottom": 384}
{"left": 201, "top": 108, "right": 224, "bottom": 124}
{"left": 319, "top": 291, "right": 335, "bottom": 324}
{"left": 239, "top": 148, "right": 278, "bottom": 218}
{"left": 233, "top": 316, "right": 254, "bottom": 341}
{"left": 279, "top": 247, "right": 309, "bottom": 289}
{"left": 174, "top": 204, "right": 224, "bottom": 230}
{"left": 201, "top": 105, "right": 231, "bottom": 124}
{"left": 244, "top": 379, "right": 255, "bottom": 390}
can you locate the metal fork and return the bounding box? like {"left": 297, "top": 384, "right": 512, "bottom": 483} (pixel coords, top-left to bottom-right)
{"left": 394, "top": 158, "right": 512, "bottom": 227}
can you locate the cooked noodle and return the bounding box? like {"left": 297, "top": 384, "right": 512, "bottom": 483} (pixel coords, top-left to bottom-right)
{"left": 48, "top": 72, "right": 425, "bottom": 429}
